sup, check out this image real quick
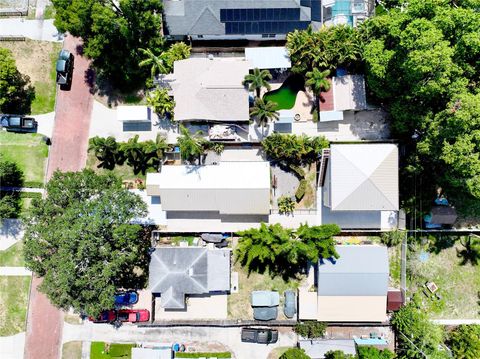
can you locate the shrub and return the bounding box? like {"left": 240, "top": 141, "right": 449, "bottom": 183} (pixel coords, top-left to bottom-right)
{"left": 208, "top": 142, "right": 225, "bottom": 155}
{"left": 280, "top": 348, "right": 310, "bottom": 359}
{"left": 380, "top": 230, "right": 404, "bottom": 247}
{"left": 294, "top": 321, "right": 327, "bottom": 339}
{"left": 357, "top": 346, "right": 395, "bottom": 359}
{"left": 448, "top": 324, "right": 480, "bottom": 359}
{"left": 324, "top": 350, "right": 355, "bottom": 359}
{"left": 0, "top": 159, "right": 24, "bottom": 187}
{"left": 289, "top": 164, "right": 305, "bottom": 179}
{"left": 278, "top": 196, "right": 295, "bottom": 215}
{"left": 295, "top": 179, "right": 308, "bottom": 202}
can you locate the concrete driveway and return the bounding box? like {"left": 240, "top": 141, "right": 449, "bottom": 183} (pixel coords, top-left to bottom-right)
{"left": 62, "top": 322, "right": 296, "bottom": 359}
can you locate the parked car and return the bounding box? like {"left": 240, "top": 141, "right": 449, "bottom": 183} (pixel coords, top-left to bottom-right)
{"left": 253, "top": 306, "right": 278, "bottom": 321}
{"left": 283, "top": 290, "right": 296, "bottom": 319}
{"left": 88, "top": 310, "right": 117, "bottom": 323}
{"left": 251, "top": 291, "right": 280, "bottom": 307}
{"left": 56, "top": 49, "right": 74, "bottom": 87}
{"left": 241, "top": 328, "right": 278, "bottom": 344}
{"left": 0, "top": 114, "right": 37, "bottom": 133}
{"left": 114, "top": 290, "right": 139, "bottom": 306}
{"left": 117, "top": 309, "right": 150, "bottom": 323}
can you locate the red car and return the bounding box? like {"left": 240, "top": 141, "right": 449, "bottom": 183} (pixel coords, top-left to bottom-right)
{"left": 117, "top": 309, "right": 150, "bottom": 323}
{"left": 89, "top": 310, "right": 117, "bottom": 323}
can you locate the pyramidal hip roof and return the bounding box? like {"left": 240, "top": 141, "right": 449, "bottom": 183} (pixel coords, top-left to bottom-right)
{"left": 330, "top": 144, "right": 399, "bottom": 211}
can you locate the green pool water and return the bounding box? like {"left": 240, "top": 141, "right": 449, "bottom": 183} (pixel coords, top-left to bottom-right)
{"left": 263, "top": 74, "right": 305, "bottom": 111}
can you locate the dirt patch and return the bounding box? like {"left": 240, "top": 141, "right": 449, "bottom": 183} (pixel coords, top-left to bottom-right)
{"left": 297, "top": 164, "right": 317, "bottom": 209}
{"left": 1, "top": 39, "right": 60, "bottom": 85}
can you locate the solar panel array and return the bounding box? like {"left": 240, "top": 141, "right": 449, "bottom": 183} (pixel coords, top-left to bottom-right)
{"left": 220, "top": 8, "right": 310, "bottom": 34}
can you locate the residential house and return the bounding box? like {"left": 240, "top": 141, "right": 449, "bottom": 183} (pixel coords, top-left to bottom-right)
{"left": 146, "top": 161, "right": 270, "bottom": 225}
{"left": 319, "top": 143, "right": 399, "bottom": 229}
{"left": 299, "top": 245, "right": 389, "bottom": 322}
{"left": 321, "top": 0, "right": 374, "bottom": 27}
{"left": 149, "top": 247, "right": 231, "bottom": 319}
{"left": 163, "top": 0, "right": 316, "bottom": 41}
{"left": 163, "top": 57, "right": 250, "bottom": 123}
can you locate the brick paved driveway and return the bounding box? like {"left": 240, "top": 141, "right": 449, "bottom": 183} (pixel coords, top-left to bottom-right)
{"left": 24, "top": 34, "right": 93, "bottom": 359}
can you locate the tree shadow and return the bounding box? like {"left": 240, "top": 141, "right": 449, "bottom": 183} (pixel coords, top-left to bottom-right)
{"left": 456, "top": 236, "right": 480, "bottom": 266}
{"left": 428, "top": 234, "right": 456, "bottom": 254}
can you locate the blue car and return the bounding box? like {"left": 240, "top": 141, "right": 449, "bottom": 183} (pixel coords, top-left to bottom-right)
{"left": 114, "top": 290, "right": 139, "bottom": 306}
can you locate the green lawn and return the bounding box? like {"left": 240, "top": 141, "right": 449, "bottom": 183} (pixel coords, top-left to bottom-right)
{"left": 62, "top": 341, "right": 82, "bottom": 359}
{"left": 0, "top": 241, "right": 24, "bottom": 267}
{"left": 90, "top": 342, "right": 134, "bottom": 359}
{"left": 0, "top": 276, "right": 31, "bottom": 336}
{"left": 86, "top": 152, "right": 147, "bottom": 182}
{"left": 389, "top": 244, "right": 401, "bottom": 287}
{"left": 228, "top": 261, "right": 303, "bottom": 320}
{"left": 408, "top": 241, "right": 480, "bottom": 319}
{"left": 0, "top": 132, "right": 48, "bottom": 187}
{"left": 0, "top": 40, "right": 61, "bottom": 115}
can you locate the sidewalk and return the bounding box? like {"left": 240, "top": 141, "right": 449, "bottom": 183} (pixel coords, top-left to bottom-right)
{"left": 0, "top": 267, "right": 32, "bottom": 276}
{"left": 0, "top": 19, "right": 63, "bottom": 42}
{"left": 0, "top": 332, "right": 26, "bottom": 359}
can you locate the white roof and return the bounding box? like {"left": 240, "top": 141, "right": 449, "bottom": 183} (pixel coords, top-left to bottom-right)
{"left": 146, "top": 162, "right": 271, "bottom": 214}
{"left": 169, "top": 57, "right": 250, "bottom": 121}
{"left": 245, "top": 47, "right": 291, "bottom": 69}
{"left": 117, "top": 106, "right": 152, "bottom": 122}
{"left": 333, "top": 75, "right": 367, "bottom": 111}
{"left": 329, "top": 144, "right": 399, "bottom": 211}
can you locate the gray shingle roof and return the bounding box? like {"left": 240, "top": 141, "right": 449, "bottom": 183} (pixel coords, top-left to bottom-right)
{"left": 318, "top": 245, "right": 389, "bottom": 296}
{"left": 149, "top": 247, "right": 231, "bottom": 309}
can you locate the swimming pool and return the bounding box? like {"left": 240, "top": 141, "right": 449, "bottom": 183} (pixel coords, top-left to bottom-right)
{"left": 263, "top": 74, "right": 305, "bottom": 111}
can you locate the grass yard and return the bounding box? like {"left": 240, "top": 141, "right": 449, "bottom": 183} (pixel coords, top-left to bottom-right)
{"left": 228, "top": 261, "right": 303, "bottom": 320}
{"left": 408, "top": 241, "right": 480, "bottom": 319}
{"left": 86, "top": 152, "right": 147, "bottom": 182}
{"left": 0, "top": 39, "right": 61, "bottom": 114}
{"left": 388, "top": 244, "right": 401, "bottom": 287}
{"left": 62, "top": 341, "right": 82, "bottom": 359}
{"left": 0, "top": 241, "right": 24, "bottom": 267}
{"left": 90, "top": 342, "right": 134, "bottom": 359}
{"left": 0, "top": 276, "right": 31, "bottom": 336}
{"left": 0, "top": 132, "right": 48, "bottom": 187}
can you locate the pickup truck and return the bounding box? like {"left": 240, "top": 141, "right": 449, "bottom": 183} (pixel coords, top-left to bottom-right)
{"left": 0, "top": 114, "right": 37, "bottom": 133}
{"left": 241, "top": 328, "right": 278, "bottom": 344}
{"left": 56, "top": 49, "right": 74, "bottom": 88}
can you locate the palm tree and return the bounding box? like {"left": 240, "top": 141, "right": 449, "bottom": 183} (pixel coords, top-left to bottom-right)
{"left": 250, "top": 98, "right": 279, "bottom": 137}
{"left": 243, "top": 68, "right": 272, "bottom": 97}
{"left": 146, "top": 87, "right": 175, "bottom": 120}
{"left": 177, "top": 124, "right": 206, "bottom": 164}
{"left": 120, "top": 135, "right": 148, "bottom": 175}
{"left": 139, "top": 48, "right": 168, "bottom": 80}
{"left": 88, "top": 136, "right": 120, "bottom": 170}
{"left": 305, "top": 68, "right": 331, "bottom": 122}
{"left": 143, "top": 134, "right": 169, "bottom": 171}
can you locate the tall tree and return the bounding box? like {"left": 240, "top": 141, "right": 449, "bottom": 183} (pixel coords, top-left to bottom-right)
{"left": 296, "top": 223, "right": 340, "bottom": 262}
{"left": 139, "top": 48, "right": 168, "bottom": 80}
{"left": 305, "top": 68, "right": 331, "bottom": 120}
{"left": 120, "top": 135, "right": 149, "bottom": 175}
{"left": 52, "top": 0, "right": 164, "bottom": 90}
{"left": 249, "top": 98, "right": 279, "bottom": 136}
{"left": 146, "top": 87, "right": 175, "bottom": 119}
{"left": 177, "top": 124, "right": 206, "bottom": 164}
{"left": 0, "top": 158, "right": 24, "bottom": 219}
{"left": 243, "top": 68, "right": 272, "bottom": 98}
{"left": 142, "top": 134, "right": 168, "bottom": 171}
{"left": 0, "top": 48, "right": 35, "bottom": 114}
{"left": 23, "top": 170, "right": 148, "bottom": 316}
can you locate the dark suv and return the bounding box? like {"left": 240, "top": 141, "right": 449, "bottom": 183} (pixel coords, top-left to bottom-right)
{"left": 0, "top": 114, "right": 37, "bottom": 133}
{"left": 241, "top": 328, "right": 278, "bottom": 344}
{"left": 56, "top": 49, "right": 74, "bottom": 89}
